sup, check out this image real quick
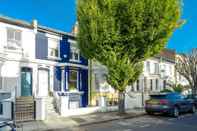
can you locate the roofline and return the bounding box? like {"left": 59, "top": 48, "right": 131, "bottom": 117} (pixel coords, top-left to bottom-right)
{"left": 0, "top": 15, "right": 32, "bottom": 29}
{"left": 0, "top": 15, "right": 75, "bottom": 38}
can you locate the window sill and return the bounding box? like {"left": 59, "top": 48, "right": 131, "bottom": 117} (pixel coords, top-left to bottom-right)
{"left": 4, "top": 47, "right": 23, "bottom": 54}
{"left": 69, "top": 59, "right": 80, "bottom": 63}
{"left": 57, "top": 91, "right": 84, "bottom": 96}
{"left": 149, "top": 73, "right": 160, "bottom": 75}
{"left": 47, "top": 56, "right": 61, "bottom": 61}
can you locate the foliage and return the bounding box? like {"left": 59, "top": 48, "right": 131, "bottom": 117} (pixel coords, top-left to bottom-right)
{"left": 77, "top": 0, "right": 182, "bottom": 112}
{"left": 176, "top": 48, "right": 197, "bottom": 95}
{"left": 161, "top": 88, "right": 173, "bottom": 93}
{"left": 173, "top": 84, "right": 183, "bottom": 93}
{"left": 160, "top": 84, "right": 184, "bottom": 93}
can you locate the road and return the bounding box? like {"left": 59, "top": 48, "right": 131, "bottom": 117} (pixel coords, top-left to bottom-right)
{"left": 61, "top": 113, "right": 197, "bottom": 131}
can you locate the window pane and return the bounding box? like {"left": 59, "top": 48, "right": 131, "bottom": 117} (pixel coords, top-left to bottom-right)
{"left": 49, "top": 48, "right": 58, "bottom": 57}
{"left": 69, "top": 71, "right": 78, "bottom": 90}
{"left": 74, "top": 52, "right": 79, "bottom": 60}
{"left": 7, "top": 29, "right": 22, "bottom": 49}
{"left": 70, "top": 52, "right": 73, "bottom": 60}
{"left": 70, "top": 47, "right": 80, "bottom": 61}
{"left": 7, "top": 29, "right": 14, "bottom": 40}
{"left": 70, "top": 71, "right": 77, "bottom": 81}
{"left": 48, "top": 38, "right": 59, "bottom": 57}
{"left": 146, "top": 62, "right": 150, "bottom": 73}
{"left": 150, "top": 79, "right": 153, "bottom": 91}
{"left": 15, "top": 31, "right": 21, "bottom": 42}
{"left": 136, "top": 80, "right": 140, "bottom": 91}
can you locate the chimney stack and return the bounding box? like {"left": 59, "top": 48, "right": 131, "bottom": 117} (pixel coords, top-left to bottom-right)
{"left": 72, "top": 21, "right": 78, "bottom": 36}
{"left": 32, "top": 19, "right": 38, "bottom": 33}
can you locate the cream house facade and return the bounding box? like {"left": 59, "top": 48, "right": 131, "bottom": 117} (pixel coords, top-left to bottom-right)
{"left": 91, "top": 49, "right": 177, "bottom": 109}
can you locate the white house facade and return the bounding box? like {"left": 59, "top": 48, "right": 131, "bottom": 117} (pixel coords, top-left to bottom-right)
{"left": 91, "top": 49, "right": 177, "bottom": 109}
{"left": 0, "top": 16, "right": 89, "bottom": 121}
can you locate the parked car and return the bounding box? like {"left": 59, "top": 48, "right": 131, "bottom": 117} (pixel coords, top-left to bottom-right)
{"left": 186, "top": 94, "right": 197, "bottom": 107}
{"left": 145, "top": 93, "right": 196, "bottom": 117}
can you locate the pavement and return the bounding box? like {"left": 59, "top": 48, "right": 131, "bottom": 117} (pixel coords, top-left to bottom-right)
{"left": 14, "top": 108, "right": 145, "bottom": 131}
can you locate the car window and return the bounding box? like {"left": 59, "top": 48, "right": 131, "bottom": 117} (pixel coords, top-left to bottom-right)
{"left": 150, "top": 95, "right": 167, "bottom": 99}
{"left": 179, "top": 95, "right": 186, "bottom": 100}
{"left": 187, "top": 95, "right": 197, "bottom": 99}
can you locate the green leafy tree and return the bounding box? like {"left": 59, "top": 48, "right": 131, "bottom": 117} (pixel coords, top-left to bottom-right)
{"left": 173, "top": 84, "right": 184, "bottom": 93}
{"left": 77, "top": 0, "right": 182, "bottom": 113}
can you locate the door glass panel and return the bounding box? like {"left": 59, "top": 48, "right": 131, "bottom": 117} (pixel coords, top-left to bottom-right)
{"left": 21, "top": 68, "right": 32, "bottom": 96}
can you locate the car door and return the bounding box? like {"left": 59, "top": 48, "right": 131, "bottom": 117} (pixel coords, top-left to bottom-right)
{"left": 180, "top": 95, "right": 191, "bottom": 111}
{"left": 175, "top": 94, "right": 187, "bottom": 112}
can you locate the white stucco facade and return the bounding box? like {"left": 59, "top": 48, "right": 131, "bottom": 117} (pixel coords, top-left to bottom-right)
{"left": 0, "top": 19, "right": 60, "bottom": 120}
{"left": 92, "top": 50, "right": 177, "bottom": 109}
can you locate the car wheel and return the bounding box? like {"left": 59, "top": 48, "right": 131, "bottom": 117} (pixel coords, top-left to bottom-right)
{"left": 172, "top": 107, "right": 179, "bottom": 117}
{"left": 191, "top": 105, "right": 196, "bottom": 113}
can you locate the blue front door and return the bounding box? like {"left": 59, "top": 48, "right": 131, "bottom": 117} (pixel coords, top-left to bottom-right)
{"left": 21, "top": 67, "right": 32, "bottom": 96}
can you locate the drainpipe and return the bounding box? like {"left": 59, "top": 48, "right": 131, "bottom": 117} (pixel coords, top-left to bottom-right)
{"left": 88, "top": 59, "right": 93, "bottom": 106}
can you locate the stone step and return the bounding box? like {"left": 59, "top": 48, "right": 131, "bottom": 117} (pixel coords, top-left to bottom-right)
{"left": 45, "top": 97, "right": 59, "bottom": 116}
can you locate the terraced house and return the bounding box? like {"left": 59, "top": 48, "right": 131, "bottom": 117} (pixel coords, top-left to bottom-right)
{"left": 91, "top": 49, "right": 178, "bottom": 109}
{"left": 0, "top": 16, "right": 88, "bottom": 121}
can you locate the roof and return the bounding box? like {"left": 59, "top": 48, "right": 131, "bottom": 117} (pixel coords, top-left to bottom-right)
{"left": 0, "top": 15, "right": 74, "bottom": 38}
{"left": 155, "top": 48, "right": 176, "bottom": 63}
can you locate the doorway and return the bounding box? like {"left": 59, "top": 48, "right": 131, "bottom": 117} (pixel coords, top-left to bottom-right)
{"left": 21, "top": 67, "right": 32, "bottom": 96}
{"left": 37, "top": 69, "right": 49, "bottom": 97}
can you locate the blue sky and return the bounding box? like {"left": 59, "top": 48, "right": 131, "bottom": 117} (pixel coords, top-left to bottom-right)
{"left": 0, "top": 0, "right": 196, "bottom": 53}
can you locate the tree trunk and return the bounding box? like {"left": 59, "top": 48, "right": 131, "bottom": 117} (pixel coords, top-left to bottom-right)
{"left": 118, "top": 91, "right": 125, "bottom": 114}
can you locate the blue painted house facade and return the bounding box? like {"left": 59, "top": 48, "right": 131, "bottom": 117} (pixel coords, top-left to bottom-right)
{"left": 35, "top": 27, "right": 89, "bottom": 109}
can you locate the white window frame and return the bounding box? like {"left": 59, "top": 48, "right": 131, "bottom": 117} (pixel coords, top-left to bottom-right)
{"left": 70, "top": 47, "right": 80, "bottom": 62}
{"left": 68, "top": 70, "right": 79, "bottom": 91}
{"left": 6, "top": 28, "right": 22, "bottom": 50}
{"left": 48, "top": 37, "right": 60, "bottom": 60}
{"left": 146, "top": 61, "right": 150, "bottom": 73}
{"left": 61, "top": 69, "right": 65, "bottom": 92}
{"left": 69, "top": 39, "right": 80, "bottom": 62}
{"left": 154, "top": 63, "right": 159, "bottom": 74}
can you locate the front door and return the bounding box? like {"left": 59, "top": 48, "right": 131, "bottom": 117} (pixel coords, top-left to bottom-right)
{"left": 38, "top": 69, "right": 49, "bottom": 97}
{"left": 21, "top": 67, "right": 32, "bottom": 96}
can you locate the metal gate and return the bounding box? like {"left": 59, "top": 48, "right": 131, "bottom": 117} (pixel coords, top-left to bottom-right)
{"left": 14, "top": 97, "right": 35, "bottom": 122}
